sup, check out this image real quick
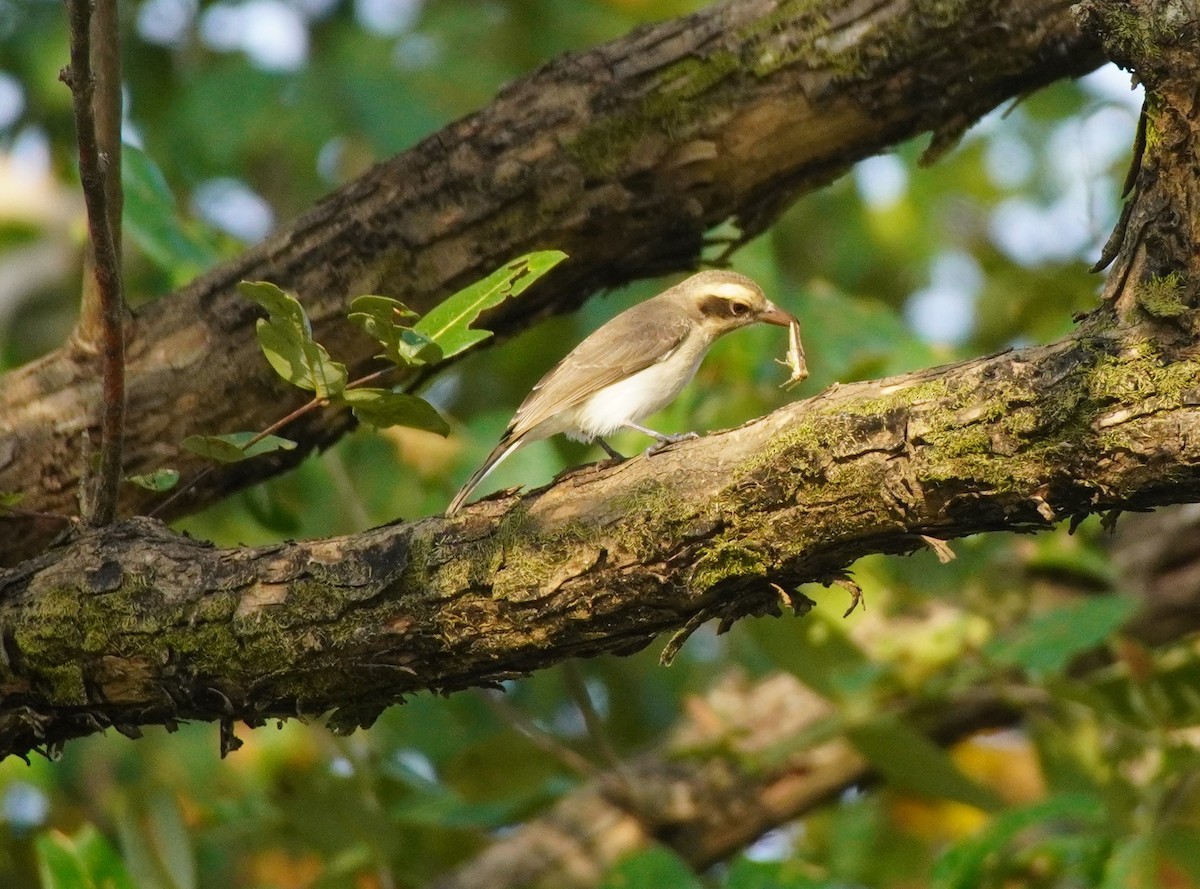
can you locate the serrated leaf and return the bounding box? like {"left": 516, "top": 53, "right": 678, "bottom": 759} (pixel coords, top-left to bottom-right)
{"left": 182, "top": 432, "right": 297, "bottom": 463}
{"left": 985, "top": 594, "right": 1135, "bottom": 678}
{"left": 125, "top": 469, "right": 181, "bottom": 492}
{"left": 848, "top": 715, "right": 1002, "bottom": 811}
{"left": 414, "top": 249, "right": 567, "bottom": 359}
{"left": 340, "top": 388, "right": 449, "bottom": 435}
{"left": 348, "top": 295, "right": 442, "bottom": 367}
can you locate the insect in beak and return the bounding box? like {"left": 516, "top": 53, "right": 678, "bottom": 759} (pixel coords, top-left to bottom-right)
{"left": 775, "top": 316, "right": 808, "bottom": 390}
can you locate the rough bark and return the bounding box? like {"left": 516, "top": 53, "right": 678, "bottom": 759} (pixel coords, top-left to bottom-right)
{"left": 425, "top": 673, "right": 949, "bottom": 889}
{"left": 0, "top": 0, "right": 1103, "bottom": 565}
{"left": 425, "top": 540, "right": 1200, "bottom": 889}
{"left": 5, "top": 310, "right": 1200, "bottom": 758}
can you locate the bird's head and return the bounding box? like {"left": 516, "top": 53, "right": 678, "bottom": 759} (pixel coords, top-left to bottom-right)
{"left": 674, "top": 270, "right": 796, "bottom": 337}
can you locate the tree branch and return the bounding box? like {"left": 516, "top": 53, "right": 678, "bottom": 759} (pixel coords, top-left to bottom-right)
{"left": 5, "top": 315, "right": 1200, "bottom": 758}
{"left": 426, "top": 675, "right": 1015, "bottom": 889}
{"left": 60, "top": 0, "right": 126, "bottom": 527}
{"left": 426, "top": 536, "right": 1200, "bottom": 889}
{"left": 429, "top": 495, "right": 1200, "bottom": 889}
{"left": 73, "top": 0, "right": 123, "bottom": 345}
{"left": 0, "top": 0, "right": 1104, "bottom": 564}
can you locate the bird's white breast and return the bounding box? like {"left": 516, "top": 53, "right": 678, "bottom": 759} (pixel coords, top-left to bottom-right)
{"left": 564, "top": 339, "right": 709, "bottom": 441}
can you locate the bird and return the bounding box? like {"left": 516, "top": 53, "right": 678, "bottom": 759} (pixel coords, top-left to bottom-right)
{"left": 445, "top": 269, "right": 797, "bottom": 515}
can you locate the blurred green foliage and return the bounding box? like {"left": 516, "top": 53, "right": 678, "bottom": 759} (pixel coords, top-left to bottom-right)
{"left": 4, "top": 1, "right": 1199, "bottom": 888}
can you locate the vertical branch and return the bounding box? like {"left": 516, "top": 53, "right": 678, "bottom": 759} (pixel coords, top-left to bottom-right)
{"left": 88, "top": 0, "right": 124, "bottom": 302}
{"left": 61, "top": 0, "right": 126, "bottom": 526}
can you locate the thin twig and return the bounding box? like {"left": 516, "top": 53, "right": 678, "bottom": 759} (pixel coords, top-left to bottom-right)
{"left": 0, "top": 504, "right": 77, "bottom": 524}
{"left": 561, "top": 662, "right": 621, "bottom": 770}
{"left": 147, "top": 396, "right": 325, "bottom": 518}
{"left": 62, "top": 0, "right": 126, "bottom": 527}
{"left": 478, "top": 689, "right": 599, "bottom": 778}
{"left": 76, "top": 0, "right": 123, "bottom": 340}
{"left": 146, "top": 360, "right": 413, "bottom": 520}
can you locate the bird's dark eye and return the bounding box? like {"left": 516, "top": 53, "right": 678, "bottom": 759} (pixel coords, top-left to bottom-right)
{"left": 730, "top": 301, "right": 750, "bottom": 316}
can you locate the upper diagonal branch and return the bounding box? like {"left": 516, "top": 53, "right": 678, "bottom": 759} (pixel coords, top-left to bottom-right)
{"left": 4, "top": 317, "right": 1200, "bottom": 758}
{"left": 0, "top": 0, "right": 1104, "bottom": 565}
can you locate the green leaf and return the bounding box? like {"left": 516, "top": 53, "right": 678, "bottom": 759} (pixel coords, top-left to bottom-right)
{"left": 115, "top": 805, "right": 168, "bottom": 889}
{"left": 0, "top": 491, "right": 24, "bottom": 508}
{"left": 348, "top": 295, "right": 442, "bottom": 367}
{"left": 744, "top": 609, "right": 879, "bottom": 702}
{"left": 73, "top": 824, "right": 138, "bottom": 889}
{"left": 145, "top": 791, "right": 196, "bottom": 889}
{"left": 122, "top": 144, "right": 220, "bottom": 283}
{"left": 181, "top": 432, "right": 297, "bottom": 463}
{"left": 932, "top": 793, "right": 1105, "bottom": 889}
{"left": 254, "top": 319, "right": 347, "bottom": 397}
{"left": 414, "top": 250, "right": 567, "bottom": 358}
{"left": 125, "top": 469, "right": 181, "bottom": 492}
{"left": 1101, "top": 834, "right": 1155, "bottom": 889}
{"left": 847, "top": 715, "right": 1002, "bottom": 811}
{"left": 600, "top": 848, "right": 703, "bottom": 889}
{"left": 350, "top": 294, "right": 418, "bottom": 324}
{"left": 725, "top": 858, "right": 826, "bottom": 889}
{"left": 340, "top": 388, "right": 450, "bottom": 435}
{"left": 239, "top": 280, "right": 310, "bottom": 330}
{"left": 37, "top": 825, "right": 136, "bottom": 889}
{"left": 241, "top": 281, "right": 348, "bottom": 397}
{"left": 36, "top": 831, "right": 91, "bottom": 889}
{"left": 390, "top": 789, "right": 527, "bottom": 830}
{"left": 1161, "top": 825, "right": 1200, "bottom": 886}
{"left": 985, "top": 594, "right": 1136, "bottom": 678}
{"left": 394, "top": 327, "right": 443, "bottom": 365}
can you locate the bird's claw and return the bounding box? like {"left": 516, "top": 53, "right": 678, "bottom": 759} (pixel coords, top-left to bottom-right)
{"left": 645, "top": 431, "right": 699, "bottom": 456}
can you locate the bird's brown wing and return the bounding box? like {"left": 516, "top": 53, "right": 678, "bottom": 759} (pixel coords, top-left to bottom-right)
{"left": 507, "top": 297, "right": 692, "bottom": 438}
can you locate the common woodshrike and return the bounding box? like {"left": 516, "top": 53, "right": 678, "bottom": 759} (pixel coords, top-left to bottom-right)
{"left": 446, "top": 270, "right": 797, "bottom": 515}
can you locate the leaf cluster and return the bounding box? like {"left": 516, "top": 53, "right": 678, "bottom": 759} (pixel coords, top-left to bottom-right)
{"left": 178, "top": 251, "right": 565, "bottom": 471}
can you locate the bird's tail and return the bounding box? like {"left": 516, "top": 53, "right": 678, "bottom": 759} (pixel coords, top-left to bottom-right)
{"left": 445, "top": 435, "right": 524, "bottom": 516}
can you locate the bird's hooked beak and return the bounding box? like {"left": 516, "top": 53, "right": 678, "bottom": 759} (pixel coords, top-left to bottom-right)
{"left": 757, "top": 301, "right": 797, "bottom": 327}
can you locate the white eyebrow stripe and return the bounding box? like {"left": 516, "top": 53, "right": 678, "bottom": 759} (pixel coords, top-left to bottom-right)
{"left": 708, "top": 283, "right": 758, "bottom": 300}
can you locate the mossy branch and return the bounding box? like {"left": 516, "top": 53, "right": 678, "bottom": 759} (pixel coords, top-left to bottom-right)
{"left": 5, "top": 319, "right": 1200, "bottom": 758}
{"left": 0, "top": 0, "right": 1104, "bottom": 565}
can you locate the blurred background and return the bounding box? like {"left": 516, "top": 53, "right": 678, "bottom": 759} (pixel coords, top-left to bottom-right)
{"left": 5, "top": 1, "right": 1198, "bottom": 887}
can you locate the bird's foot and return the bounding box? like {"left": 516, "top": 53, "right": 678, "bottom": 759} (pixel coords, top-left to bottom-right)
{"left": 596, "top": 438, "right": 627, "bottom": 463}
{"left": 645, "top": 431, "right": 699, "bottom": 456}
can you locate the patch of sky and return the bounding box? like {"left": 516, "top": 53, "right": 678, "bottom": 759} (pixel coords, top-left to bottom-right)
{"left": 904, "top": 250, "right": 982, "bottom": 345}
{"left": 192, "top": 177, "right": 275, "bottom": 242}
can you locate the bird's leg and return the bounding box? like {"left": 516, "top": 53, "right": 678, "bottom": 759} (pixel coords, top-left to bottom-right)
{"left": 596, "top": 437, "right": 626, "bottom": 462}
{"left": 623, "top": 422, "right": 699, "bottom": 456}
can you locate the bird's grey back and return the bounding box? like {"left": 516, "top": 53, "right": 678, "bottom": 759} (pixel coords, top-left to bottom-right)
{"left": 506, "top": 292, "right": 694, "bottom": 438}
